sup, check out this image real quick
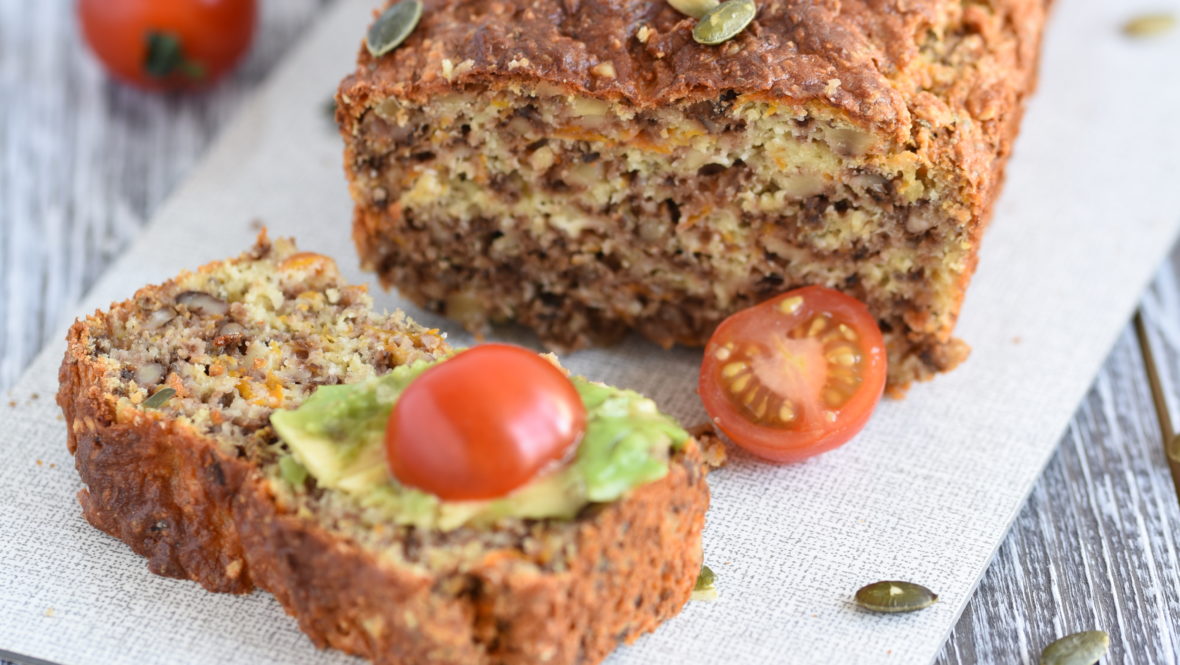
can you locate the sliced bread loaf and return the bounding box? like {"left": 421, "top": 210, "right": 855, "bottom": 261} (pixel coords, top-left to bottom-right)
{"left": 57, "top": 234, "right": 711, "bottom": 665}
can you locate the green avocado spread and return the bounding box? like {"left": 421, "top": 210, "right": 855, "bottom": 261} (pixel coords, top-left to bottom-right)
{"left": 269, "top": 359, "right": 689, "bottom": 531}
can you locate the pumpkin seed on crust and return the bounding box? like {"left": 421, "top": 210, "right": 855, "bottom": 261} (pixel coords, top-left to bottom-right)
{"left": 669, "top": 0, "right": 720, "bottom": 19}
{"left": 693, "top": 0, "right": 757, "bottom": 45}
{"left": 367, "top": 0, "right": 424, "bottom": 58}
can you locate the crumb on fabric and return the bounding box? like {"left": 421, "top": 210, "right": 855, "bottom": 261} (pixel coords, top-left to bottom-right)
{"left": 1123, "top": 12, "right": 1176, "bottom": 37}
{"left": 688, "top": 423, "right": 729, "bottom": 469}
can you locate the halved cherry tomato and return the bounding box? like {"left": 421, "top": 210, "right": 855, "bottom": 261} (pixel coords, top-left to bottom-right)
{"left": 699, "top": 286, "right": 887, "bottom": 463}
{"left": 78, "top": 0, "right": 257, "bottom": 91}
{"left": 385, "top": 344, "right": 586, "bottom": 501}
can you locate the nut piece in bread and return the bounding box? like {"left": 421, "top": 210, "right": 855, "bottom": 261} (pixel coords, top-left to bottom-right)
{"left": 57, "top": 235, "right": 711, "bottom": 665}
{"left": 338, "top": 0, "right": 1050, "bottom": 393}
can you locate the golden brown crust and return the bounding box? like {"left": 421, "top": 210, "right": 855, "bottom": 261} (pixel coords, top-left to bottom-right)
{"left": 237, "top": 442, "right": 707, "bottom": 664}
{"left": 340, "top": 0, "right": 1048, "bottom": 215}
{"left": 342, "top": 1, "right": 992, "bottom": 128}
{"left": 59, "top": 318, "right": 256, "bottom": 593}
{"left": 58, "top": 289, "right": 709, "bottom": 664}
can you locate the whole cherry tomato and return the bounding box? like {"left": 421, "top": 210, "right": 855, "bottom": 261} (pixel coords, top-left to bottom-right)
{"left": 699, "top": 286, "right": 887, "bottom": 463}
{"left": 384, "top": 344, "right": 587, "bottom": 501}
{"left": 78, "top": 0, "right": 257, "bottom": 91}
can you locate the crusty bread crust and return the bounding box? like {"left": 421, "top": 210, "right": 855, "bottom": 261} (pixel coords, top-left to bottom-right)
{"left": 59, "top": 293, "right": 710, "bottom": 664}
{"left": 60, "top": 331, "right": 256, "bottom": 593}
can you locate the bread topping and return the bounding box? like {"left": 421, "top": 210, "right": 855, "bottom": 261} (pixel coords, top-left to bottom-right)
{"left": 270, "top": 357, "right": 689, "bottom": 530}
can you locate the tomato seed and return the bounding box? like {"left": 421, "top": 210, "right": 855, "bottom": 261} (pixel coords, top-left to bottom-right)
{"left": 821, "top": 330, "right": 844, "bottom": 344}
{"left": 823, "top": 389, "right": 843, "bottom": 407}
{"left": 808, "top": 317, "right": 827, "bottom": 336}
{"left": 827, "top": 347, "right": 857, "bottom": 366}
{"left": 829, "top": 366, "right": 854, "bottom": 381}
{"left": 778, "top": 296, "right": 803, "bottom": 315}
{"left": 722, "top": 362, "right": 746, "bottom": 378}
{"left": 753, "top": 394, "right": 768, "bottom": 419}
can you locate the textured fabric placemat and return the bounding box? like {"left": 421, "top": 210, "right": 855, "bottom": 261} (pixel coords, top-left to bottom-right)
{"left": 2, "top": 1, "right": 1179, "bottom": 663}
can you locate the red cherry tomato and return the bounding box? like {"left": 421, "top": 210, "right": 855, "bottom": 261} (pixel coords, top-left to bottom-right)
{"left": 385, "top": 344, "right": 587, "bottom": 501}
{"left": 78, "top": 0, "right": 257, "bottom": 91}
{"left": 699, "top": 286, "right": 887, "bottom": 463}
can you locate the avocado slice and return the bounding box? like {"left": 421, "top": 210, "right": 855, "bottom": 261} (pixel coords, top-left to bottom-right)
{"left": 270, "top": 357, "right": 689, "bottom": 530}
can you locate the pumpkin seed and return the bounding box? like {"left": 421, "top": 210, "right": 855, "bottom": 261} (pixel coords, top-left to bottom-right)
{"left": 691, "top": 564, "right": 718, "bottom": 600}
{"left": 669, "top": 0, "right": 720, "bottom": 19}
{"left": 1039, "top": 631, "right": 1110, "bottom": 665}
{"left": 143, "top": 387, "right": 176, "bottom": 409}
{"left": 694, "top": 565, "right": 715, "bottom": 590}
{"left": 366, "top": 0, "right": 424, "bottom": 58}
{"left": 693, "top": 0, "right": 757, "bottom": 45}
{"left": 1123, "top": 13, "right": 1176, "bottom": 38}
{"left": 854, "top": 581, "right": 938, "bottom": 613}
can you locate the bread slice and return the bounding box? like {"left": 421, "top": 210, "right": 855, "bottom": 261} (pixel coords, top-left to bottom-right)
{"left": 337, "top": 0, "right": 1049, "bottom": 393}
{"left": 57, "top": 234, "right": 711, "bottom": 665}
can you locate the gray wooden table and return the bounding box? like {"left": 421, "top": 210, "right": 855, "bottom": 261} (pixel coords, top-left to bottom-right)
{"left": 3, "top": 1, "right": 1178, "bottom": 663}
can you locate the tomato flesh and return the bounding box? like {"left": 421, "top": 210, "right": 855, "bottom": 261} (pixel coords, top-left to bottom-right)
{"left": 699, "top": 286, "right": 887, "bottom": 462}
{"left": 78, "top": 0, "right": 257, "bottom": 91}
{"left": 384, "top": 344, "right": 586, "bottom": 501}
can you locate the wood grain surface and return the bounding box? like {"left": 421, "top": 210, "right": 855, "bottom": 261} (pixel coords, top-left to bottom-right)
{"left": 2, "top": 1, "right": 1178, "bottom": 663}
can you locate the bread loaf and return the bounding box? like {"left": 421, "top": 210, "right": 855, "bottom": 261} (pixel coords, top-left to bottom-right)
{"left": 338, "top": 0, "right": 1050, "bottom": 392}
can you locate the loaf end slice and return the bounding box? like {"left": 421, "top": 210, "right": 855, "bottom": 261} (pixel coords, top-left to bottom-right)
{"left": 58, "top": 234, "right": 711, "bottom": 665}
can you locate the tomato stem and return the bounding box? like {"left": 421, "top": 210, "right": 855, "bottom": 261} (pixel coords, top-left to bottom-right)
{"left": 143, "top": 30, "right": 205, "bottom": 80}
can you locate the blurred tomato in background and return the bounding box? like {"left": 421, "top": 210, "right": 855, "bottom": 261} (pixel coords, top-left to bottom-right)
{"left": 78, "top": 0, "right": 258, "bottom": 91}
